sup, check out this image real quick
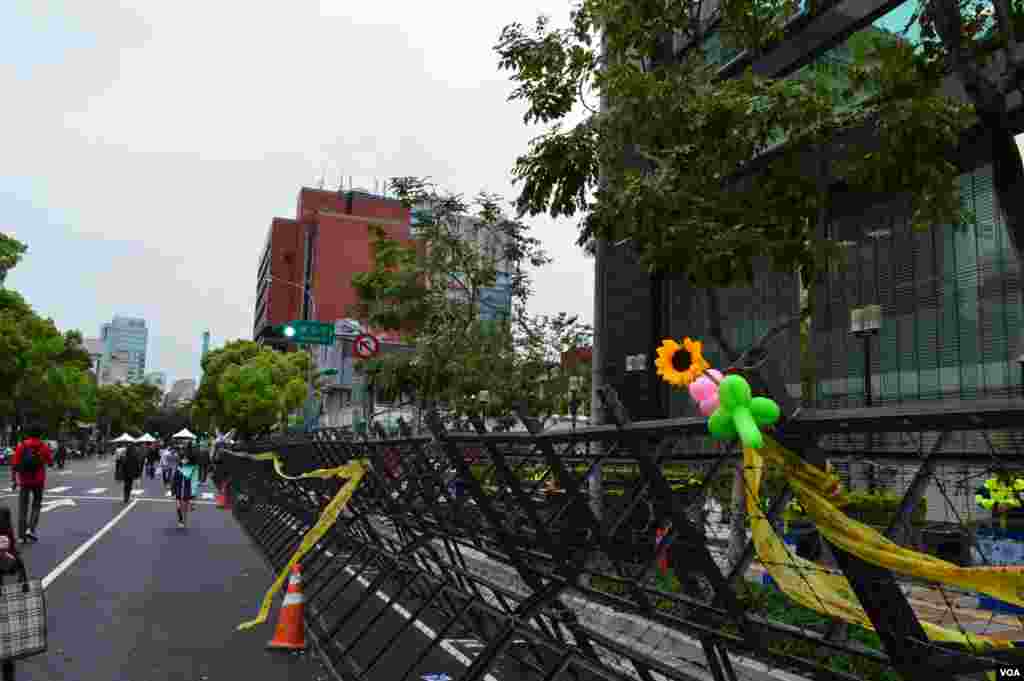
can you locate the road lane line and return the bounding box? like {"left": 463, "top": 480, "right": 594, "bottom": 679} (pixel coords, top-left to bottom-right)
{"left": 48, "top": 486, "right": 71, "bottom": 494}
{"left": 0, "top": 494, "right": 214, "bottom": 505}
{"left": 85, "top": 487, "right": 107, "bottom": 494}
{"left": 333, "top": 558, "right": 500, "bottom": 681}
{"left": 42, "top": 499, "right": 138, "bottom": 588}
{"left": 131, "top": 489, "right": 144, "bottom": 496}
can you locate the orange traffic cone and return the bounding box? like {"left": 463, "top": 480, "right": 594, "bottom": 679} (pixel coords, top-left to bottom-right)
{"left": 267, "top": 564, "right": 305, "bottom": 651}
{"left": 216, "top": 481, "right": 231, "bottom": 509}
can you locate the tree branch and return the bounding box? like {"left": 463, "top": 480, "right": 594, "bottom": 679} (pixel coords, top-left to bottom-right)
{"left": 706, "top": 288, "right": 740, "bottom": 362}
{"left": 748, "top": 307, "right": 810, "bottom": 357}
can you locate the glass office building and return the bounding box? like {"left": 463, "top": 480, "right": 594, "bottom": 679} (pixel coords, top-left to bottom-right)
{"left": 814, "top": 163, "right": 1022, "bottom": 407}
{"left": 100, "top": 316, "right": 149, "bottom": 384}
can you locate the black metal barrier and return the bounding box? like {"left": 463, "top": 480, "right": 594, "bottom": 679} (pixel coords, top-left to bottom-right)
{"left": 221, "top": 390, "right": 1024, "bottom": 681}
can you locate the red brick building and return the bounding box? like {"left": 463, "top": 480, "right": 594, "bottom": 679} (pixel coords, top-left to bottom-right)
{"left": 253, "top": 188, "right": 412, "bottom": 342}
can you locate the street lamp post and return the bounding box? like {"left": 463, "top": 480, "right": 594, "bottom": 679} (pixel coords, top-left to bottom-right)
{"left": 477, "top": 390, "right": 490, "bottom": 430}
{"left": 850, "top": 304, "right": 882, "bottom": 407}
{"left": 850, "top": 304, "right": 882, "bottom": 492}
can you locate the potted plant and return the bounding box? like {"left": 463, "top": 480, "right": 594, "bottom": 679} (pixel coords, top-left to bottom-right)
{"left": 974, "top": 474, "right": 1024, "bottom": 614}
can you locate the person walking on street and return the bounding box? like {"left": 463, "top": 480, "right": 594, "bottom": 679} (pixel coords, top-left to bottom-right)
{"left": 117, "top": 445, "right": 143, "bottom": 503}
{"left": 159, "top": 446, "right": 178, "bottom": 490}
{"left": 10, "top": 434, "right": 53, "bottom": 542}
{"left": 172, "top": 451, "right": 201, "bottom": 528}
{"left": 145, "top": 447, "right": 158, "bottom": 479}
{"left": 55, "top": 443, "right": 67, "bottom": 470}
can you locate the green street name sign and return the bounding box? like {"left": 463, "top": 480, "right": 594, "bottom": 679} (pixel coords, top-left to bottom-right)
{"left": 285, "top": 320, "right": 335, "bottom": 345}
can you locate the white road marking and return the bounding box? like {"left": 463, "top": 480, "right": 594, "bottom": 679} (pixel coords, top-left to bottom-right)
{"left": 43, "top": 500, "right": 138, "bottom": 588}
{"left": 40, "top": 498, "right": 77, "bottom": 513}
{"left": 0, "top": 494, "right": 214, "bottom": 505}
{"left": 131, "top": 489, "right": 144, "bottom": 496}
{"left": 48, "top": 486, "right": 71, "bottom": 494}
{"left": 332, "top": 558, "right": 500, "bottom": 681}
{"left": 85, "top": 487, "right": 107, "bottom": 494}
{"left": 201, "top": 492, "right": 215, "bottom": 500}
{"left": 166, "top": 491, "right": 172, "bottom": 497}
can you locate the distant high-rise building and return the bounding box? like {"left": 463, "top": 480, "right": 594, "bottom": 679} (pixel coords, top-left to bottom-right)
{"left": 165, "top": 379, "right": 197, "bottom": 408}
{"left": 99, "top": 316, "right": 148, "bottom": 386}
{"left": 201, "top": 331, "right": 210, "bottom": 358}
{"left": 83, "top": 338, "right": 103, "bottom": 375}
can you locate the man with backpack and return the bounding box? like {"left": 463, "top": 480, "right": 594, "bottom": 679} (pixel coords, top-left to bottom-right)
{"left": 10, "top": 433, "right": 54, "bottom": 542}
{"left": 115, "top": 444, "right": 144, "bottom": 503}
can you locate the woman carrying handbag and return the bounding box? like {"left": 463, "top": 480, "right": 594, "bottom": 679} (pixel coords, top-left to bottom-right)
{"left": 0, "top": 506, "right": 47, "bottom": 679}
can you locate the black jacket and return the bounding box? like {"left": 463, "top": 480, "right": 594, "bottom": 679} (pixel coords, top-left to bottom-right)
{"left": 120, "top": 449, "right": 143, "bottom": 480}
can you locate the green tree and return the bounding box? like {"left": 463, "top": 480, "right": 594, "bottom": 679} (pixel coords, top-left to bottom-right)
{"left": 351, "top": 178, "right": 571, "bottom": 427}
{"left": 495, "top": 0, "right": 979, "bottom": 289}
{"left": 0, "top": 234, "right": 27, "bottom": 286}
{"left": 144, "top": 404, "right": 193, "bottom": 441}
{"left": 193, "top": 340, "right": 311, "bottom": 439}
{"left": 96, "top": 382, "right": 161, "bottom": 437}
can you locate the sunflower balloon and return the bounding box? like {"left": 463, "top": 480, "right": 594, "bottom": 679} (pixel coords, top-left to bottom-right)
{"left": 654, "top": 337, "right": 710, "bottom": 386}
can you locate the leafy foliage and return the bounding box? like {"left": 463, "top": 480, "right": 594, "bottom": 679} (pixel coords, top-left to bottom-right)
{"left": 0, "top": 234, "right": 27, "bottom": 286}
{"left": 143, "top": 404, "right": 194, "bottom": 441}
{"left": 96, "top": 382, "right": 162, "bottom": 437}
{"left": 496, "top": 0, "right": 979, "bottom": 287}
{"left": 192, "top": 340, "right": 311, "bottom": 439}
{"left": 350, "top": 178, "right": 581, "bottom": 422}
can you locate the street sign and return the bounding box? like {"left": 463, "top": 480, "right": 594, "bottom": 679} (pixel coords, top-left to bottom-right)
{"left": 285, "top": 320, "right": 335, "bottom": 345}
{"left": 353, "top": 334, "right": 380, "bottom": 359}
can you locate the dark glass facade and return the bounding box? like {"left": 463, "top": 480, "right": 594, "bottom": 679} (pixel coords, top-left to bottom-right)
{"left": 813, "top": 163, "right": 1023, "bottom": 408}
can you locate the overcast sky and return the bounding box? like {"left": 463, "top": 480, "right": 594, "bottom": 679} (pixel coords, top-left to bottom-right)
{"left": 2, "top": 1, "right": 595, "bottom": 388}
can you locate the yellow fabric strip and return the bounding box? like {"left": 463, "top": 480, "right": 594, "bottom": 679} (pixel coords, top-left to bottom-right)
{"left": 760, "top": 435, "right": 1024, "bottom": 607}
{"left": 744, "top": 440, "right": 1015, "bottom": 661}
{"left": 237, "top": 454, "right": 368, "bottom": 631}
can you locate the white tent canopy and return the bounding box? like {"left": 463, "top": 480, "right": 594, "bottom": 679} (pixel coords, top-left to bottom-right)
{"left": 172, "top": 428, "right": 196, "bottom": 440}
{"left": 136, "top": 433, "right": 156, "bottom": 443}
{"left": 110, "top": 433, "right": 136, "bottom": 443}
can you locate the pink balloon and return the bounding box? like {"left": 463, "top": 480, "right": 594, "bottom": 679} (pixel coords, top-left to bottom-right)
{"left": 699, "top": 395, "right": 720, "bottom": 417}
{"left": 688, "top": 369, "right": 723, "bottom": 402}
{"left": 689, "top": 377, "right": 715, "bottom": 402}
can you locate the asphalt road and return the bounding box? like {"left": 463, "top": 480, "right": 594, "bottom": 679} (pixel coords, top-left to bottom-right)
{"left": 0, "top": 458, "right": 524, "bottom": 681}
{"left": 0, "top": 457, "right": 331, "bottom": 681}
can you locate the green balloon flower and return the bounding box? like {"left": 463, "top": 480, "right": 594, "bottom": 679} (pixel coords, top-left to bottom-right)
{"left": 707, "top": 374, "right": 781, "bottom": 449}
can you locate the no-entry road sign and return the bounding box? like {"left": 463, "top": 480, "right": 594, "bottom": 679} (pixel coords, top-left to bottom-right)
{"left": 353, "top": 334, "right": 380, "bottom": 359}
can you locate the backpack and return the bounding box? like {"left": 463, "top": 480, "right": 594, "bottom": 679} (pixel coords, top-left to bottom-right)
{"left": 16, "top": 442, "right": 44, "bottom": 474}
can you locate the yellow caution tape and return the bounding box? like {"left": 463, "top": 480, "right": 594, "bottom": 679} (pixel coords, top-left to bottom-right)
{"left": 746, "top": 437, "right": 1016, "bottom": 667}
{"left": 237, "top": 452, "right": 368, "bottom": 631}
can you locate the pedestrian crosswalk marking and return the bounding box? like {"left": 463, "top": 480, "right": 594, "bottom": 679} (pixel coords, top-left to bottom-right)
{"left": 49, "top": 486, "right": 71, "bottom": 494}
{"left": 85, "top": 488, "right": 107, "bottom": 494}
{"left": 131, "top": 489, "right": 144, "bottom": 496}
